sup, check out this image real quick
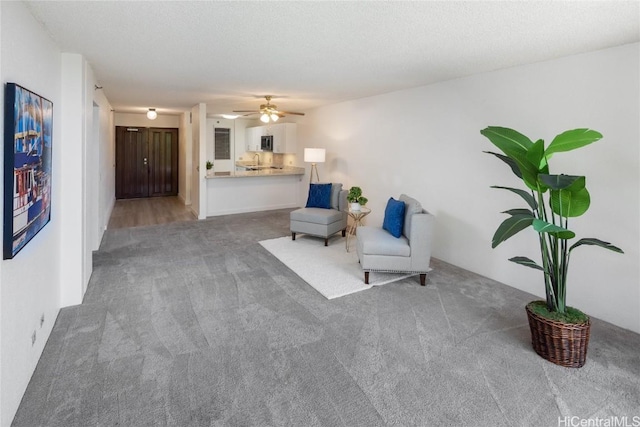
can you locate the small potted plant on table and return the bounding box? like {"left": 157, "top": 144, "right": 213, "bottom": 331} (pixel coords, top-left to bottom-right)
{"left": 480, "top": 126, "right": 623, "bottom": 368}
{"left": 347, "top": 186, "right": 368, "bottom": 211}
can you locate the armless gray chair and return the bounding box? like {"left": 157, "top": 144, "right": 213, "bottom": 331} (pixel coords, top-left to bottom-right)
{"left": 356, "top": 194, "right": 434, "bottom": 285}
{"left": 290, "top": 183, "right": 348, "bottom": 246}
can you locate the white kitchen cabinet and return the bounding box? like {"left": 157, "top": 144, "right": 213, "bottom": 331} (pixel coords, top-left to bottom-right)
{"left": 246, "top": 123, "right": 297, "bottom": 153}
{"left": 245, "top": 126, "right": 263, "bottom": 152}
{"left": 271, "top": 123, "right": 297, "bottom": 153}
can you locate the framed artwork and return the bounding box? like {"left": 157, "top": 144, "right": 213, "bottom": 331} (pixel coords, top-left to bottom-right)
{"left": 3, "top": 83, "right": 53, "bottom": 259}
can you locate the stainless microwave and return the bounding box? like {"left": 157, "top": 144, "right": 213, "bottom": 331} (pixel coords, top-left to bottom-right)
{"left": 260, "top": 135, "right": 273, "bottom": 151}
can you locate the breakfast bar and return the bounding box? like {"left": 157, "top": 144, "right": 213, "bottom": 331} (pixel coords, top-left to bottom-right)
{"left": 205, "top": 167, "right": 304, "bottom": 216}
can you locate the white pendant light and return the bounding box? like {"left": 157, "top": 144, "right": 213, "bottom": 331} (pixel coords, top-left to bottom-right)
{"left": 147, "top": 108, "right": 157, "bottom": 120}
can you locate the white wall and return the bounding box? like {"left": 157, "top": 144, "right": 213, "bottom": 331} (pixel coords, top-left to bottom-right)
{"left": 87, "top": 65, "right": 114, "bottom": 254}
{"left": 233, "top": 119, "right": 251, "bottom": 162}
{"left": 114, "top": 112, "right": 179, "bottom": 128}
{"left": 59, "top": 53, "right": 86, "bottom": 306}
{"left": 191, "top": 104, "right": 207, "bottom": 219}
{"left": 95, "top": 89, "right": 115, "bottom": 242}
{"left": 0, "top": 4, "right": 115, "bottom": 424}
{"left": 178, "top": 112, "right": 192, "bottom": 205}
{"left": 59, "top": 52, "right": 113, "bottom": 300}
{"left": 299, "top": 43, "right": 640, "bottom": 333}
{"left": 0, "top": 3, "right": 62, "bottom": 425}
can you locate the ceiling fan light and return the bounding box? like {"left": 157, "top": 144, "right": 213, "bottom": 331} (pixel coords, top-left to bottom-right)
{"left": 270, "top": 113, "right": 279, "bottom": 122}
{"left": 147, "top": 108, "right": 157, "bottom": 120}
{"left": 260, "top": 113, "right": 270, "bottom": 123}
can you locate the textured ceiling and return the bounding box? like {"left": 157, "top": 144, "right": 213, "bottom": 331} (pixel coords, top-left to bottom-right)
{"left": 25, "top": 1, "right": 639, "bottom": 117}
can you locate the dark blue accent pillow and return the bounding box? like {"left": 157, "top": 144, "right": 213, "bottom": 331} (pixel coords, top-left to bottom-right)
{"left": 382, "top": 197, "right": 406, "bottom": 238}
{"left": 306, "top": 183, "right": 332, "bottom": 209}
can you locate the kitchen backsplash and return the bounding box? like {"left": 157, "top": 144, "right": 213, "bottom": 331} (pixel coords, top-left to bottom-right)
{"left": 238, "top": 152, "right": 297, "bottom": 167}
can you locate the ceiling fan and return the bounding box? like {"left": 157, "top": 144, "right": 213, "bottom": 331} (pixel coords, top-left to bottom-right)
{"left": 233, "top": 96, "right": 305, "bottom": 123}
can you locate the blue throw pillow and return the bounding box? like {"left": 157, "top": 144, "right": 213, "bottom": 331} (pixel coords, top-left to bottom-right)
{"left": 306, "top": 183, "right": 332, "bottom": 209}
{"left": 382, "top": 197, "right": 405, "bottom": 238}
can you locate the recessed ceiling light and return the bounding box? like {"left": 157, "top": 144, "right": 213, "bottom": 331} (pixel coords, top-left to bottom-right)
{"left": 221, "top": 114, "right": 239, "bottom": 119}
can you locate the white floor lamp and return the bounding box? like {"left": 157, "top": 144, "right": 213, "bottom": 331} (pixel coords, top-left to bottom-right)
{"left": 304, "top": 148, "right": 326, "bottom": 184}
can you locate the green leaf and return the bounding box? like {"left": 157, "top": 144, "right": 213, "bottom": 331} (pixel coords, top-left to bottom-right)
{"left": 545, "top": 129, "right": 603, "bottom": 157}
{"left": 532, "top": 219, "right": 575, "bottom": 239}
{"left": 481, "top": 126, "right": 533, "bottom": 152}
{"left": 484, "top": 151, "right": 522, "bottom": 179}
{"left": 491, "top": 186, "right": 538, "bottom": 211}
{"left": 503, "top": 208, "right": 533, "bottom": 216}
{"left": 492, "top": 215, "right": 534, "bottom": 248}
{"left": 481, "top": 127, "right": 540, "bottom": 190}
{"left": 569, "top": 238, "right": 624, "bottom": 254}
{"left": 526, "top": 139, "right": 546, "bottom": 170}
{"left": 538, "top": 175, "right": 590, "bottom": 217}
{"left": 538, "top": 174, "right": 585, "bottom": 191}
{"left": 509, "top": 256, "right": 546, "bottom": 271}
{"left": 550, "top": 186, "right": 591, "bottom": 218}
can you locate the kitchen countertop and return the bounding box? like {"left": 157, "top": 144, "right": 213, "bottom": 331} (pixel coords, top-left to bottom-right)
{"left": 206, "top": 166, "right": 304, "bottom": 179}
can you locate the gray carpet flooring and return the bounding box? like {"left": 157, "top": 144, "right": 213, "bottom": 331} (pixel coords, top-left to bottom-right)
{"left": 12, "top": 209, "right": 640, "bottom": 426}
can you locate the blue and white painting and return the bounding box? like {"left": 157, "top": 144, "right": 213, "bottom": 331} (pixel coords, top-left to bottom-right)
{"left": 3, "top": 83, "right": 53, "bottom": 259}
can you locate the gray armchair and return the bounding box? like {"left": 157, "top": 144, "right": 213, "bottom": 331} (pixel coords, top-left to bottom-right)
{"left": 290, "top": 183, "right": 348, "bottom": 246}
{"left": 356, "top": 194, "right": 434, "bottom": 285}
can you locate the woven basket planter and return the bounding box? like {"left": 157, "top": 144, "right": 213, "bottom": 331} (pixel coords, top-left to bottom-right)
{"left": 525, "top": 301, "right": 591, "bottom": 368}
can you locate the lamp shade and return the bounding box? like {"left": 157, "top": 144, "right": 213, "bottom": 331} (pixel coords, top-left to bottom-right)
{"left": 304, "top": 148, "right": 326, "bottom": 163}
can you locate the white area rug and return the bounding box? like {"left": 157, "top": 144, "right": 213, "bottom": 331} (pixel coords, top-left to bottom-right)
{"left": 259, "top": 236, "right": 414, "bottom": 299}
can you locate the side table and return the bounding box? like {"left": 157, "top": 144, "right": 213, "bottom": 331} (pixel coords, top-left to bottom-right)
{"left": 345, "top": 206, "right": 371, "bottom": 252}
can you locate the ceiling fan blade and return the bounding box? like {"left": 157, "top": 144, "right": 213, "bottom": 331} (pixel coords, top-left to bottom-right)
{"left": 277, "top": 111, "right": 305, "bottom": 116}
{"left": 233, "top": 110, "right": 259, "bottom": 113}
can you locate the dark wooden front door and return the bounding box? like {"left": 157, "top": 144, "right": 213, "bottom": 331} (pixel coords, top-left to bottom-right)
{"left": 116, "top": 126, "right": 178, "bottom": 199}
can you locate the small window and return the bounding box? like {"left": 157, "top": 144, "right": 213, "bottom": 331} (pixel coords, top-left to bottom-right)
{"left": 214, "top": 128, "right": 230, "bottom": 160}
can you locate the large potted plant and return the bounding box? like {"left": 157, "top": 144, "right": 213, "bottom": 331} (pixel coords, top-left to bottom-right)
{"left": 480, "top": 126, "right": 623, "bottom": 368}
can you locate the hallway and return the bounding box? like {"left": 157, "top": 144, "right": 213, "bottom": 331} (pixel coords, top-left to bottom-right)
{"left": 107, "top": 196, "right": 196, "bottom": 229}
